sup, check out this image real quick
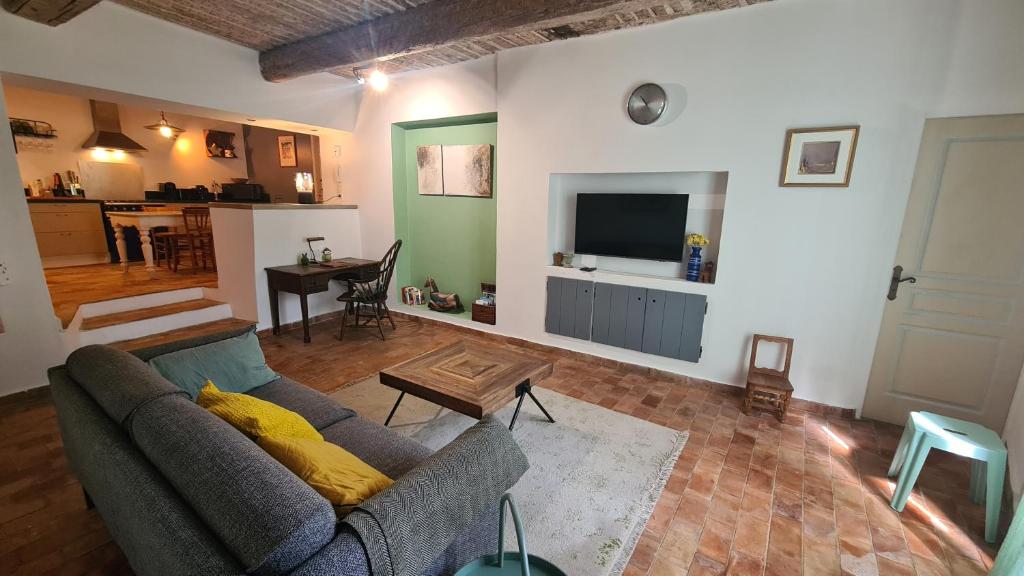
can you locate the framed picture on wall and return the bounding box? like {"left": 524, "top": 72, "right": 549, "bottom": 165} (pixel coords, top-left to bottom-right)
{"left": 278, "top": 135, "right": 297, "bottom": 167}
{"left": 779, "top": 125, "right": 859, "bottom": 187}
{"left": 442, "top": 144, "right": 493, "bottom": 197}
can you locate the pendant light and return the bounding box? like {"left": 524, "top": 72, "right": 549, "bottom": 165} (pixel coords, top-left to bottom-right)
{"left": 144, "top": 111, "right": 184, "bottom": 139}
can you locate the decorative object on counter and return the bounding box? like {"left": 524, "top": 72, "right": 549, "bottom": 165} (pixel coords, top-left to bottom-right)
{"left": 424, "top": 276, "right": 464, "bottom": 313}
{"left": 442, "top": 144, "right": 493, "bottom": 198}
{"left": 552, "top": 252, "right": 564, "bottom": 267}
{"left": 779, "top": 125, "right": 859, "bottom": 187}
{"left": 321, "top": 247, "right": 333, "bottom": 263}
{"left": 685, "top": 233, "right": 709, "bottom": 282}
{"left": 416, "top": 145, "right": 443, "bottom": 196}
{"left": 561, "top": 253, "right": 574, "bottom": 268}
{"left": 205, "top": 129, "right": 237, "bottom": 158}
{"left": 299, "top": 253, "right": 311, "bottom": 266}
{"left": 743, "top": 334, "right": 794, "bottom": 423}
{"left": 402, "top": 286, "right": 424, "bottom": 305}
{"left": 699, "top": 260, "right": 716, "bottom": 284}
{"left": 144, "top": 111, "right": 184, "bottom": 140}
{"left": 278, "top": 134, "right": 297, "bottom": 167}
{"left": 472, "top": 282, "right": 497, "bottom": 325}
{"left": 295, "top": 172, "right": 314, "bottom": 194}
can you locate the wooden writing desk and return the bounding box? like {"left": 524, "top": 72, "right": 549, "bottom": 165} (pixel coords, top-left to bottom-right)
{"left": 265, "top": 258, "right": 379, "bottom": 343}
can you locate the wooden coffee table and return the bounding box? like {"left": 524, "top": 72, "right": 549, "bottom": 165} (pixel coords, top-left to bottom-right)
{"left": 379, "top": 341, "right": 555, "bottom": 431}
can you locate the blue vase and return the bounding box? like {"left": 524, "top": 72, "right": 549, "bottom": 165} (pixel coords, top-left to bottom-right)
{"left": 686, "top": 246, "right": 702, "bottom": 281}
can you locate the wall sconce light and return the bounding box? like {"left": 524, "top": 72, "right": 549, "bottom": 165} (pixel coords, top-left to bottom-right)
{"left": 144, "top": 111, "right": 184, "bottom": 139}
{"left": 353, "top": 65, "right": 389, "bottom": 92}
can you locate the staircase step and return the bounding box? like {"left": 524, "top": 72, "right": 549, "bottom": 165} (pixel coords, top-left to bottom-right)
{"left": 111, "top": 318, "right": 256, "bottom": 352}
{"left": 81, "top": 299, "right": 224, "bottom": 331}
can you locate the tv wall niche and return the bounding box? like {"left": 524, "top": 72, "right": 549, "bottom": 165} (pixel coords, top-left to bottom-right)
{"left": 547, "top": 171, "right": 728, "bottom": 283}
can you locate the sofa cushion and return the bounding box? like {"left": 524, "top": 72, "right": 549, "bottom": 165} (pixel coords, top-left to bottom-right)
{"left": 130, "top": 323, "right": 257, "bottom": 362}
{"left": 66, "top": 345, "right": 188, "bottom": 430}
{"left": 320, "top": 416, "right": 431, "bottom": 480}
{"left": 247, "top": 377, "right": 355, "bottom": 430}
{"left": 147, "top": 331, "right": 277, "bottom": 399}
{"left": 130, "top": 392, "right": 336, "bottom": 575}
{"left": 198, "top": 381, "right": 323, "bottom": 441}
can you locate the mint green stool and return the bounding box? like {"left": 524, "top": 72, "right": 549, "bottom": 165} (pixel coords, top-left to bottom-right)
{"left": 887, "top": 411, "right": 1006, "bottom": 543}
{"left": 455, "top": 494, "right": 566, "bottom": 576}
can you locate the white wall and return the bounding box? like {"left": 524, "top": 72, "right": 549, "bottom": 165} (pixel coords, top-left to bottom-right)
{"left": 0, "top": 78, "right": 67, "bottom": 395}
{"left": 5, "top": 85, "right": 249, "bottom": 192}
{"left": 345, "top": 0, "right": 1024, "bottom": 409}
{"left": 210, "top": 206, "right": 362, "bottom": 330}
{"left": 0, "top": 2, "right": 358, "bottom": 131}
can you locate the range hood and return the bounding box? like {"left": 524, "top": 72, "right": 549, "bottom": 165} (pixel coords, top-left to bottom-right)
{"left": 81, "top": 100, "right": 147, "bottom": 152}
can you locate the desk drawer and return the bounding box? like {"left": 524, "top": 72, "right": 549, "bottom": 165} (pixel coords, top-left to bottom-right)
{"left": 305, "top": 274, "right": 333, "bottom": 293}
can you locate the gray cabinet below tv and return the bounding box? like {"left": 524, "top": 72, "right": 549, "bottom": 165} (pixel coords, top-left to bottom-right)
{"left": 545, "top": 277, "right": 706, "bottom": 362}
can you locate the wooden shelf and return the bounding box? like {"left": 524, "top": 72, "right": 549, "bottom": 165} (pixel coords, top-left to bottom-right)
{"left": 544, "top": 265, "right": 715, "bottom": 294}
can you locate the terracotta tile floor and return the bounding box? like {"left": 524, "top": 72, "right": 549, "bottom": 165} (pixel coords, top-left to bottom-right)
{"left": 0, "top": 317, "right": 1005, "bottom": 574}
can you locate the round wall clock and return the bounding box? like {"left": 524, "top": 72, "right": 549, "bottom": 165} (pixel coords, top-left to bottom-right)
{"left": 627, "top": 83, "right": 667, "bottom": 125}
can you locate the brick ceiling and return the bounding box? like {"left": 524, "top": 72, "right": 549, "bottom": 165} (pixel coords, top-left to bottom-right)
{"left": 112, "top": 0, "right": 768, "bottom": 79}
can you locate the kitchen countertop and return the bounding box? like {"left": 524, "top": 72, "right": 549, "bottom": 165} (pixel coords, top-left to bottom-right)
{"left": 26, "top": 197, "right": 104, "bottom": 204}
{"left": 211, "top": 203, "right": 358, "bottom": 210}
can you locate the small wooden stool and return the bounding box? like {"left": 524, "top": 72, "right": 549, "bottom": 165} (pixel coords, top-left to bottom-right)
{"left": 743, "top": 334, "right": 794, "bottom": 422}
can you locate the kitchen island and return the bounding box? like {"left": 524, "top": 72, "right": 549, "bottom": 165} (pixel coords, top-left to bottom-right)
{"left": 208, "top": 203, "right": 361, "bottom": 331}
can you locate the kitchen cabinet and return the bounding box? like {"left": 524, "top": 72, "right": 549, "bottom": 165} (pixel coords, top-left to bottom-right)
{"left": 28, "top": 202, "right": 108, "bottom": 268}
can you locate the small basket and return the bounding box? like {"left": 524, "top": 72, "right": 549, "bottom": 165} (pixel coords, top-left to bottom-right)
{"left": 472, "top": 303, "right": 496, "bottom": 325}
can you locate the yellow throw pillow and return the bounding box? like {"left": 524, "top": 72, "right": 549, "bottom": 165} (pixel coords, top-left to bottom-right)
{"left": 257, "top": 435, "right": 393, "bottom": 508}
{"left": 197, "top": 381, "right": 322, "bottom": 441}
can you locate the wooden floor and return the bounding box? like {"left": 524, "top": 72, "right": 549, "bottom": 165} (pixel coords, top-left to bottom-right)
{"left": 0, "top": 317, "right": 1003, "bottom": 575}
{"left": 44, "top": 263, "right": 218, "bottom": 327}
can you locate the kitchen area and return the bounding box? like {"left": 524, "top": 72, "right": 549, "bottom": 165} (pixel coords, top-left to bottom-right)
{"left": 6, "top": 81, "right": 348, "bottom": 326}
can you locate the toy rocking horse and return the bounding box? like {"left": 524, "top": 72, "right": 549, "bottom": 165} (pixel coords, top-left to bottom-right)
{"left": 424, "top": 277, "right": 464, "bottom": 313}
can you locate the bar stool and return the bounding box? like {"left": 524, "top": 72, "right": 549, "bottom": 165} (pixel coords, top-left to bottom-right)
{"left": 887, "top": 411, "right": 1006, "bottom": 543}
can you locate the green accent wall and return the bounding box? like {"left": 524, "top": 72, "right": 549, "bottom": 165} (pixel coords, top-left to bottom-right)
{"left": 392, "top": 117, "right": 497, "bottom": 318}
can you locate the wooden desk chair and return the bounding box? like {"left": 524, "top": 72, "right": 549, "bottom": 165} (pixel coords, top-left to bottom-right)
{"left": 337, "top": 239, "right": 401, "bottom": 341}
{"left": 182, "top": 207, "right": 215, "bottom": 273}
{"left": 743, "top": 334, "right": 794, "bottom": 422}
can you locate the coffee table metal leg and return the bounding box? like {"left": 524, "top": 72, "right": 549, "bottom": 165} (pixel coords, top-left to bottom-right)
{"left": 385, "top": 391, "right": 405, "bottom": 426}
{"left": 509, "top": 393, "right": 528, "bottom": 431}
{"left": 527, "top": 389, "right": 556, "bottom": 424}
{"left": 509, "top": 381, "right": 555, "bottom": 431}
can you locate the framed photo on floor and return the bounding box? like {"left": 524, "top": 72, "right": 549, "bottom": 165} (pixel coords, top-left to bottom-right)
{"left": 779, "top": 125, "right": 859, "bottom": 187}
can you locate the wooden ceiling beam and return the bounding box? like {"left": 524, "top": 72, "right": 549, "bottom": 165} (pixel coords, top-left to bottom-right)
{"left": 2, "top": 0, "right": 101, "bottom": 25}
{"left": 259, "top": 0, "right": 671, "bottom": 82}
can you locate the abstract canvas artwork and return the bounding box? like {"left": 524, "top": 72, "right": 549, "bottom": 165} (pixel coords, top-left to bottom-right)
{"left": 442, "top": 144, "right": 493, "bottom": 198}
{"left": 416, "top": 145, "right": 443, "bottom": 195}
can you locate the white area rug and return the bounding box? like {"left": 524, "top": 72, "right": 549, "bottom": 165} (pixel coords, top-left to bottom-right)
{"left": 331, "top": 377, "right": 687, "bottom": 576}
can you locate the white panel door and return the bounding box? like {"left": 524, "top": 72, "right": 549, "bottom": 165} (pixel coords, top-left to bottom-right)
{"left": 863, "top": 115, "right": 1024, "bottom": 430}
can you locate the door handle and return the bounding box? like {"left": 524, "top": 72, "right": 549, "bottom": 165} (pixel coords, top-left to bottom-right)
{"left": 887, "top": 265, "right": 917, "bottom": 301}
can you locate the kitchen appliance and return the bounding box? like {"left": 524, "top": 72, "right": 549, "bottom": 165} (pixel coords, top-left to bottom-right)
{"left": 574, "top": 193, "right": 690, "bottom": 262}
{"left": 81, "top": 100, "right": 147, "bottom": 152}
{"left": 219, "top": 182, "right": 269, "bottom": 202}
{"left": 101, "top": 202, "right": 166, "bottom": 263}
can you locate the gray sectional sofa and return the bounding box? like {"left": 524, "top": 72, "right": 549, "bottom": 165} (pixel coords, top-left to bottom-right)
{"left": 49, "top": 326, "right": 528, "bottom": 576}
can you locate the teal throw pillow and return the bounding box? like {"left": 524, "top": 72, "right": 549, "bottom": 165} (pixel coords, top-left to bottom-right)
{"left": 147, "top": 331, "right": 278, "bottom": 399}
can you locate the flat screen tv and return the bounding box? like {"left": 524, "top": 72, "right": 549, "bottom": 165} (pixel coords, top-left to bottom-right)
{"left": 574, "top": 193, "right": 689, "bottom": 262}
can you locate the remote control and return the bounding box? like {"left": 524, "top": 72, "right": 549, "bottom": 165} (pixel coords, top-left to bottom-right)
{"left": 580, "top": 267, "right": 597, "bottom": 272}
